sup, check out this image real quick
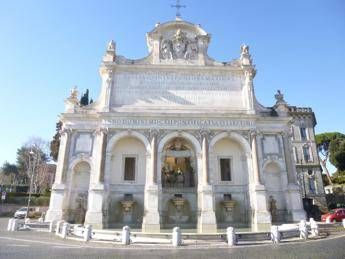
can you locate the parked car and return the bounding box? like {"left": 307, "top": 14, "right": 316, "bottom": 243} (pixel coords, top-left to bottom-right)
{"left": 14, "top": 207, "right": 35, "bottom": 219}
{"left": 321, "top": 208, "right": 345, "bottom": 222}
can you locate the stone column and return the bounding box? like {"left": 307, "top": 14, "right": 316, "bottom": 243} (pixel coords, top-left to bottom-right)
{"left": 250, "top": 131, "right": 271, "bottom": 231}
{"left": 142, "top": 130, "right": 160, "bottom": 232}
{"left": 251, "top": 131, "right": 261, "bottom": 185}
{"left": 202, "top": 135, "right": 209, "bottom": 185}
{"left": 197, "top": 133, "right": 217, "bottom": 233}
{"left": 281, "top": 131, "right": 306, "bottom": 222}
{"left": 46, "top": 128, "right": 71, "bottom": 222}
{"left": 84, "top": 128, "right": 107, "bottom": 229}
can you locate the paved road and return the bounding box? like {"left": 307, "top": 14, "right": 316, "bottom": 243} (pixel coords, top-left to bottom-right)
{"left": 1, "top": 218, "right": 345, "bottom": 259}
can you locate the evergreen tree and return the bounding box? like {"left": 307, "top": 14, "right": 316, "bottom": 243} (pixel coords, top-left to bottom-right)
{"left": 80, "top": 89, "right": 89, "bottom": 106}
{"left": 50, "top": 121, "right": 62, "bottom": 161}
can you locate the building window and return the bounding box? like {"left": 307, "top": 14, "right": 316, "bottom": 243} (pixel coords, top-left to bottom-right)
{"left": 303, "top": 146, "right": 311, "bottom": 162}
{"left": 220, "top": 158, "right": 231, "bottom": 181}
{"left": 124, "top": 157, "right": 136, "bottom": 181}
{"left": 300, "top": 127, "right": 307, "bottom": 140}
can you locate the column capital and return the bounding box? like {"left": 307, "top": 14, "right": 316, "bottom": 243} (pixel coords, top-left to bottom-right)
{"left": 59, "top": 127, "right": 72, "bottom": 136}
{"left": 93, "top": 127, "right": 108, "bottom": 137}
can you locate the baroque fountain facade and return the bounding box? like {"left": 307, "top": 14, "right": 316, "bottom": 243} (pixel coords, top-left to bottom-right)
{"left": 45, "top": 18, "right": 325, "bottom": 233}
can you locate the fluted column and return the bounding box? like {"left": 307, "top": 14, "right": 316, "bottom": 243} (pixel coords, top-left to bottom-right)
{"left": 84, "top": 128, "right": 107, "bottom": 228}
{"left": 93, "top": 128, "right": 108, "bottom": 183}
{"left": 54, "top": 128, "right": 71, "bottom": 184}
{"left": 281, "top": 132, "right": 298, "bottom": 184}
{"left": 150, "top": 132, "right": 157, "bottom": 185}
{"left": 250, "top": 131, "right": 271, "bottom": 231}
{"left": 202, "top": 135, "right": 209, "bottom": 186}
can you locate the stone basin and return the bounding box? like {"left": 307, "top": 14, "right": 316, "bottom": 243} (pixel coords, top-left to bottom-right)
{"left": 223, "top": 200, "right": 236, "bottom": 211}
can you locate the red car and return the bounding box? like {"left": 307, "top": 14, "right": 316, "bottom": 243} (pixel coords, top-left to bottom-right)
{"left": 321, "top": 208, "right": 345, "bottom": 222}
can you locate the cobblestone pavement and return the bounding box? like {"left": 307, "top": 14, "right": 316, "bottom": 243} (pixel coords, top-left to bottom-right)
{"left": 1, "top": 217, "right": 345, "bottom": 259}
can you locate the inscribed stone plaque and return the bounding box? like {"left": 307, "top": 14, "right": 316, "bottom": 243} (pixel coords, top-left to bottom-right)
{"left": 111, "top": 71, "right": 244, "bottom": 107}
{"left": 75, "top": 134, "right": 93, "bottom": 154}
{"left": 263, "top": 136, "right": 279, "bottom": 154}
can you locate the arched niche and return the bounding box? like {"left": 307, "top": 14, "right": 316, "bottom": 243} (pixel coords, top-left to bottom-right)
{"left": 161, "top": 137, "right": 197, "bottom": 188}
{"left": 68, "top": 161, "right": 91, "bottom": 224}
{"left": 263, "top": 161, "right": 287, "bottom": 223}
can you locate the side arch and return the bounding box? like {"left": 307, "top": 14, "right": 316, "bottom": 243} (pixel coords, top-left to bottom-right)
{"left": 209, "top": 131, "right": 251, "bottom": 155}
{"left": 107, "top": 131, "right": 151, "bottom": 153}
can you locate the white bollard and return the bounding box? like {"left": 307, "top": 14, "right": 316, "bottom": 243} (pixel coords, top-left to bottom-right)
{"left": 172, "top": 226, "right": 182, "bottom": 247}
{"left": 7, "top": 218, "right": 14, "bottom": 231}
{"left": 49, "top": 221, "right": 55, "bottom": 233}
{"left": 55, "top": 220, "right": 63, "bottom": 235}
{"left": 310, "top": 219, "right": 319, "bottom": 237}
{"left": 24, "top": 218, "right": 30, "bottom": 224}
{"left": 271, "top": 225, "right": 281, "bottom": 244}
{"left": 61, "top": 222, "right": 69, "bottom": 239}
{"left": 83, "top": 225, "right": 92, "bottom": 242}
{"left": 226, "top": 227, "right": 236, "bottom": 246}
{"left": 122, "top": 226, "right": 131, "bottom": 245}
{"left": 11, "top": 219, "right": 19, "bottom": 231}
{"left": 326, "top": 216, "right": 331, "bottom": 223}
{"left": 343, "top": 219, "right": 345, "bottom": 228}
{"left": 38, "top": 217, "right": 44, "bottom": 223}
{"left": 299, "top": 220, "right": 308, "bottom": 240}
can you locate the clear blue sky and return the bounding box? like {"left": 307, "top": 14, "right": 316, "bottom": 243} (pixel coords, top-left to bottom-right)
{"left": 0, "top": 0, "right": 344, "bottom": 168}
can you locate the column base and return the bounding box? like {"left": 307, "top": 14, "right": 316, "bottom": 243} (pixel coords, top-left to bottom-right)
{"left": 290, "top": 209, "right": 306, "bottom": 222}
{"left": 142, "top": 184, "right": 160, "bottom": 233}
{"left": 252, "top": 210, "right": 271, "bottom": 231}
{"left": 142, "top": 222, "right": 161, "bottom": 233}
{"left": 45, "top": 184, "right": 66, "bottom": 222}
{"left": 45, "top": 210, "right": 64, "bottom": 222}
{"left": 286, "top": 184, "right": 306, "bottom": 222}
{"left": 198, "top": 210, "right": 217, "bottom": 233}
{"left": 198, "top": 186, "right": 217, "bottom": 233}
{"left": 84, "top": 211, "right": 103, "bottom": 229}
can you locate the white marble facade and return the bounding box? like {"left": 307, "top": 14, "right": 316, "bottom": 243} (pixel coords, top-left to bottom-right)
{"left": 46, "top": 19, "right": 309, "bottom": 232}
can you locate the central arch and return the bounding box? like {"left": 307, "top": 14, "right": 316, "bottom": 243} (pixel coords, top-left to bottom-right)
{"left": 157, "top": 131, "right": 202, "bottom": 229}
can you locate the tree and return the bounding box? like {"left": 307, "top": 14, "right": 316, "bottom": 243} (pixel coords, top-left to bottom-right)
{"left": 50, "top": 121, "right": 62, "bottom": 161}
{"left": 80, "top": 89, "right": 89, "bottom": 106}
{"left": 316, "top": 132, "right": 345, "bottom": 185}
{"left": 16, "top": 138, "right": 50, "bottom": 193}
{"left": 0, "top": 162, "right": 19, "bottom": 185}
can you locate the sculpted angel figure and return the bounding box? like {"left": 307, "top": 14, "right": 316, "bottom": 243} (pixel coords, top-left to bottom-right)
{"left": 160, "top": 39, "right": 173, "bottom": 60}
{"left": 185, "top": 41, "right": 198, "bottom": 60}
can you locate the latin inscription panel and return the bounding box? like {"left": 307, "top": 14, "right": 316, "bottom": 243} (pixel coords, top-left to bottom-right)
{"left": 111, "top": 71, "right": 244, "bottom": 107}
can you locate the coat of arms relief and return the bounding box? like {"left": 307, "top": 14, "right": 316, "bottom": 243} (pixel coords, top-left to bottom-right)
{"left": 160, "top": 29, "right": 198, "bottom": 60}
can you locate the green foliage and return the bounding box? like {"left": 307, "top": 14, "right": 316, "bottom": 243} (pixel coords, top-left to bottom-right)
{"left": 316, "top": 132, "right": 345, "bottom": 172}
{"left": 16, "top": 146, "right": 48, "bottom": 173}
{"left": 1, "top": 162, "right": 18, "bottom": 175}
{"left": 315, "top": 132, "right": 345, "bottom": 156}
{"left": 80, "top": 89, "right": 90, "bottom": 106}
{"left": 50, "top": 121, "right": 62, "bottom": 161}
{"left": 329, "top": 137, "right": 345, "bottom": 171}
{"left": 331, "top": 171, "right": 345, "bottom": 185}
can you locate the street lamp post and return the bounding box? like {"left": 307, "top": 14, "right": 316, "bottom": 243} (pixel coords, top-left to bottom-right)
{"left": 25, "top": 149, "right": 36, "bottom": 221}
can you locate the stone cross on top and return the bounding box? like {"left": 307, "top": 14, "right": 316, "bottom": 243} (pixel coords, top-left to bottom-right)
{"left": 171, "top": 0, "right": 186, "bottom": 19}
